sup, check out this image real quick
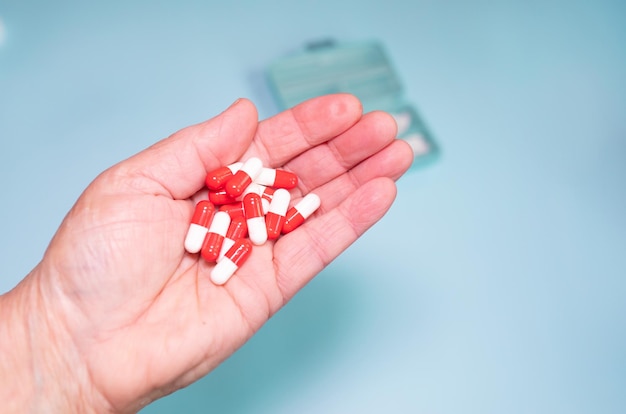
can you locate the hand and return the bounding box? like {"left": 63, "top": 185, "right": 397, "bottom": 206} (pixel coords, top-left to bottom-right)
{"left": 0, "top": 94, "right": 413, "bottom": 413}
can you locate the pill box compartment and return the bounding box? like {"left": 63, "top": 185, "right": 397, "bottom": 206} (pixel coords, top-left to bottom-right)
{"left": 266, "top": 39, "right": 439, "bottom": 169}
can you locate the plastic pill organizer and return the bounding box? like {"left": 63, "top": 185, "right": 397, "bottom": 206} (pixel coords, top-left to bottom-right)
{"left": 266, "top": 39, "right": 439, "bottom": 170}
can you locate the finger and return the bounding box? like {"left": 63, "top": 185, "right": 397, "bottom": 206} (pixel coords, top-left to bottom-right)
{"left": 307, "top": 139, "right": 414, "bottom": 211}
{"left": 273, "top": 177, "right": 399, "bottom": 298}
{"left": 111, "top": 98, "right": 259, "bottom": 200}
{"left": 284, "top": 110, "right": 399, "bottom": 194}
{"left": 246, "top": 93, "right": 363, "bottom": 167}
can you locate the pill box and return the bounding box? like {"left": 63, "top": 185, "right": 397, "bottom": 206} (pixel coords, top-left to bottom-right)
{"left": 266, "top": 39, "right": 439, "bottom": 170}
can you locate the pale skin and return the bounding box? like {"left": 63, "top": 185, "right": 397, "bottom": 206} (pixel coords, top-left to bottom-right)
{"left": 0, "top": 94, "right": 414, "bottom": 413}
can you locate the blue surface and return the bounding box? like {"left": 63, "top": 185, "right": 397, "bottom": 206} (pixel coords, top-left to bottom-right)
{"left": 1, "top": 1, "right": 625, "bottom": 413}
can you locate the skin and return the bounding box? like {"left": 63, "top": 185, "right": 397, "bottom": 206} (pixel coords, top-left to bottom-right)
{"left": 0, "top": 94, "right": 414, "bottom": 413}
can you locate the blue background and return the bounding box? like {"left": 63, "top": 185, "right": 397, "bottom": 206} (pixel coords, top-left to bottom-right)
{"left": 1, "top": 1, "right": 625, "bottom": 413}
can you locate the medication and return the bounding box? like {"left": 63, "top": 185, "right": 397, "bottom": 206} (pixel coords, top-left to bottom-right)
{"left": 200, "top": 211, "right": 231, "bottom": 263}
{"left": 205, "top": 162, "right": 243, "bottom": 190}
{"left": 265, "top": 188, "right": 290, "bottom": 240}
{"left": 243, "top": 192, "right": 268, "bottom": 245}
{"left": 281, "top": 193, "right": 321, "bottom": 234}
{"left": 182, "top": 157, "right": 320, "bottom": 285}
{"left": 241, "top": 183, "right": 272, "bottom": 214}
{"left": 211, "top": 239, "right": 253, "bottom": 285}
{"left": 259, "top": 186, "right": 276, "bottom": 204}
{"left": 225, "top": 157, "right": 263, "bottom": 198}
{"left": 219, "top": 202, "right": 245, "bottom": 218}
{"left": 218, "top": 215, "right": 248, "bottom": 261}
{"left": 209, "top": 189, "right": 238, "bottom": 205}
{"left": 242, "top": 183, "right": 275, "bottom": 203}
{"left": 184, "top": 200, "right": 215, "bottom": 253}
{"left": 255, "top": 168, "right": 298, "bottom": 189}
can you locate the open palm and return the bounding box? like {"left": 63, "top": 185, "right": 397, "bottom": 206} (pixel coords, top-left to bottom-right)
{"left": 30, "top": 94, "right": 413, "bottom": 412}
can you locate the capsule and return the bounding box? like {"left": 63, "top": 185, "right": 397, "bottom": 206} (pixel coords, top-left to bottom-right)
{"left": 225, "top": 157, "right": 263, "bottom": 198}
{"left": 241, "top": 183, "right": 272, "bottom": 214}
{"left": 242, "top": 183, "right": 275, "bottom": 202}
{"left": 211, "top": 238, "right": 253, "bottom": 285}
{"left": 243, "top": 192, "right": 267, "bottom": 245}
{"left": 208, "top": 189, "right": 238, "bottom": 205}
{"left": 265, "top": 189, "right": 291, "bottom": 240}
{"left": 281, "top": 193, "right": 321, "bottom": 234}
{"left": 218, "top": 216, "right": 248, "bottom": 261}
{"left": 219, "top": 202, "right": 245, "bottom": 219}
{"left": 184, "top": 200, "right": 215, "bottom": 253}
{"left": 205, "top": 162, "right": 243, "bottom": 190}
{"left": 254, "top": 185, "right": 276, "bottom": 206}
{"left": 200, "top": 211, "right": 231, "bottom": 263}
{"left": 260, "top": 186, "right": 276, "bottom": 204}
{"left": 255, "top": 167, "right": 298, "bottom": 189}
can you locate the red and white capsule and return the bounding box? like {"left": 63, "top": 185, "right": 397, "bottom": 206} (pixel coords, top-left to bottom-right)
{"left": 218, "top": 215, "right": 248, "bottom": 261}
{"left": 219, "top": 202, "right": 245, "bottom": 219}
{"left": 200, "top": 211, "right": 231, "bottom": 263}
{"left": 241, "top": 183, "right": 272, "bottom": 214}
{"left": 255, "top": 167, "right": 298, "bottom": 189}
{"left": 184, "top": 200, "right": 215, "bottom": 254}
{"left": 225, "top": 157, "right": 263, "bottom": 198}
{"left": 260, "top": 186, "right": 276, "bottom": 204}
{"left": 211, "top": 238, "right": 253, "bottom": 285}
{"left": 243, "top": 192, "right": 267, "bottom": 245}
{"left": 281, "top": 193, "right": 321, "bottom": 234}
{"left": 265, "top": 188, "right": 291, "bottom": 240}
{"left": 205, "top": 162, "right": 243, "bottom": 190}
{"left": 208, "top": 189, "right": 238, "bottom": 206}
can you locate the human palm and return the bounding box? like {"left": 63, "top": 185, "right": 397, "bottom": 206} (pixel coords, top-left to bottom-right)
{"left": 22, "top": 95, "right": 413, "bottom": 412}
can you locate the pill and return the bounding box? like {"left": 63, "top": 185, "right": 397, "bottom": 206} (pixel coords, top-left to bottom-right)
{"left": 260, "top": 186, "right": 276, "bottom": 204}
{"left": 184, "top": 200, "right": 215, "bottom": 253}
{"left": 241, "top": 183, "right": 272, "bottom": 214}
{"left": 218, "top": 215, "right": 248, "bottom": 261}
{"left": 241, "top": 182, "right": 262, "bottom": 195}
{"left": 265, "top": 188, "right": 291, "bottom": 240}
{"left": 243, "top": 192, "right": 268, "bottom": 245}
{"left": 252, "top": 184, "right": 276, "bottom": 206}
{"left": 200, "top": 211, "right": 231, "bottom": 263}
{"left": 205, "top": 162, "right": 243, "bottom": 190}
{"left": 210, "top": 238, "right": 253, "bottom": 285}
{"left": 209, "top": 189, "right": 238, "bottom": 205}
{"left": 255, "top": 167, "right": 298, "bottom": 189}
{"left": 219, "top": 202, "right": 245, "bottom": 219}
{"left": 281, "top": 193, "right": 321, "bottom": 234}
{"left": 225, "top": 157, "right": 263, "bottom": 198}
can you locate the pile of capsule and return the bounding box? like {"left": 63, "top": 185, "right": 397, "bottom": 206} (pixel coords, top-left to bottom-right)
{"left": 184, "top": 157, "right": 320, "bottom": 285}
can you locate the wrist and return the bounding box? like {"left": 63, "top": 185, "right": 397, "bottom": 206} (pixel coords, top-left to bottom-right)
{"left": 0, "top": 268, "right": 108, "bottom": 413}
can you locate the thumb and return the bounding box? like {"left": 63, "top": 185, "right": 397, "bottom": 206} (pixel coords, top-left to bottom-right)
{"left": 113, "top": 98, "right": 259, "bottom": 200}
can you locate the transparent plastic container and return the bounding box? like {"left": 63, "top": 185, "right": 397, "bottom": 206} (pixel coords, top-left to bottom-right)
{"left": 267, "top": 39, "right": 439, "bottom": 169}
